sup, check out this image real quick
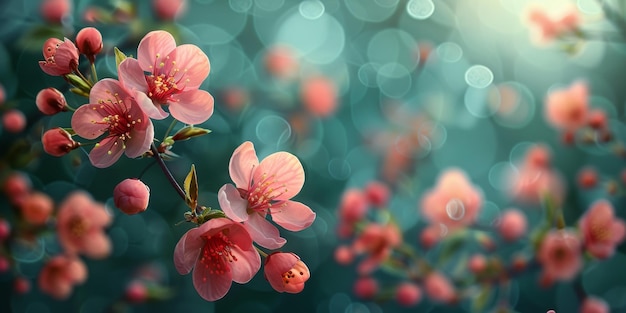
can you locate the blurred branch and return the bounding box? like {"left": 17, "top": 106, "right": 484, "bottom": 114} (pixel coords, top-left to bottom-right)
{"left": 595, "top": 0, "right": 626, "bottom": 41}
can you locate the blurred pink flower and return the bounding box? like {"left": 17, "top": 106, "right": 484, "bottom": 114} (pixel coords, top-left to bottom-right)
{"left": 364, "top": 181, "right": 391, "bottom": 208}
{"left": 38, "top": 255, "right": 87, "bottom": 300}
{"left": 301, "top": 76, "right": 338, "bottom": 118}
{"left": 424, "top": 272, "right": 456, "bottom": 304}
{"left": 173, "top": 218, "right": 261, "bottom": 301}
{"left": 544, "top": 81, "right": 589, "bottom": 132}
{"left": 395, "top": 282, "right": 422, "bottom": 307}
{"left": 40, "top": 0, "right": 71, "bottom": 24}
{"left": 577, "top": 167, "right": 598, "bottom": 189}
{"left": 71, "top": 79, "right": 154, "bottom": 168}
{"left": 42, "top": 128, "right": 80, "bottom": 157}
{"left": 14, "top": 277, "right": 30, "bottom": 294}
{"left": 114, "top": 178, "right": 150, "bottom": 215}
{"left": 19, "top": 192, "right": 54, "bottom": 226}
{"left": 118, "top": 30, "right": 214, "bottom": 125}
{"left": 420, "top": 224, "right": 444, "bottom": 249}
{"left": 39, "top": 38, "right": 79, "bottom": 76}
{"left": 153, "top": 0, "right": 187, "bottom": 21}
{"left": 0, "top": 218, "right": 10, "bottom": 242}
{"left": 537, "top": 229, "right": 582, "bottom": 281}
{"left": 353, "top": 276, "right": 378, "bottom": 299}
{"left": 218, "top": 141, "right": 315, "bottom": 249}
{"left": 2, "top": 172, "right": 31, "bottom": 207}
{"left": 0, "top": 83, "right": 5, "bottom": 105}
{"left": 498, "top": 209, "right": 527, "bottom": 242}
{"left": 264, "top": 252, "right": 310, "bottom": 293}
{"left": 57, "top": 191, "right": 112, "bottom": 259}
{"left": 420, "top": 168, "right": 483, "bottom": 230}
{"left": 338, "top": 188, "right": 368, "bottom": 225}
{"left": 525, "top": 5, "right": 580, "bottom": 44}
{"left": 579, "top": 200, "right": 626, "bottom": 259}
{"left": 352, "top": 223, "right": 401, "bottom": 274}
{"left": 125, "top": 280, "right": 148, "bottom": 303}
{"left": 75, "top": 27, "right": 103, "bottom": 63}
{"left": 264, "top": 45, "right": 299, "bottom": 80}
{"left": 587, "top": 109, "right": 608, "bottom": 130}
{"left": 334, "top": 245, "right": 354, "bottom": 265}
{"left": 580, "top": 296, "right": 609, "bottom": 313}
{"left": 2, "top": 109, "right": 26, "bottom": 133}
{"left": 468, "top": 254, "right": 487, "bottom": 273}
{"left": 508, "top": 144, "right": 565, "bottom": 206}
{"left": 36, "top": 87, "right": 67, "bottom": 115}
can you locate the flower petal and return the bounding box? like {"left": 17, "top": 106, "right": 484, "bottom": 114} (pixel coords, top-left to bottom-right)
{"left": 88, "top": 78, "right": 128, "bottom": 105}
{"left": 255, "top": 151, "right": 305, "bottom": 201}
{"left": 169, "top": 89, "right": 214, "bottom": 125}
{"left": 192, "top": 257, "right": 233, "bottom": 301}
{"left": 89, "top": 136, "right": 125, "bottom": 168}
{"left": 229, "top": 141, "right": 259, "bottom": 189}
{"left": 118, "top": 58, "right": 148, "bottom": 93}
{"left": 244, "top": 213, "right": 286, "bottom": 249}
{"left": 71, "top": 104, "right": 107, "bottom": 139}
{"left": 169, "top": 44, "right": 210, "bottom": 89}
{"left": 126, "top": 118, "right": 154, "bottom": 158}
{"left": 173, "top": 230, "right": 202, "bottom": 275}
{"left": 218, "top": 184, "right": 249, "bottom": 223}
{"left": 229, "top": 246, "right": 261, "bottom": 284}
{"left": 135, "top": 90, "right": 169, "bottom": 120}
{"left": 137, "top": 30, "right": 177, "bottom": 71}
{"left": 270, "top": 200, "right": 315, "bottom": 232}
{"left": 81, "top": 232, "right": 111, "bottom": 259}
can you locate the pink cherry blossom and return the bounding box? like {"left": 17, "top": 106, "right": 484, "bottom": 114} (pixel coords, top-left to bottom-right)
{"left": 118, "top": 30, "right": 214, "bottom": 125}
{"left": 301, "top": 76, "right": 338, "bottom": 118}
{"left": 39, "top": 37, "right": 79, "bottom": 76}
{"left": 264, "top": 252, "right": 310, "bottom": 293}
{"left": 544, "top": 81, "right": 589, "bottom": 132}
{"left": 420, "top": 168, "right": 483, "bottom": 230}
{"left": 498, "top": 209, "right": 527, "bottom": 242}
{"left": 2, "top": 109, "right": 26, "bottom": 133}
{"left": 578, "top": 200, "right": 626, "bottom": 259}
{"left": 420, "top": 224, "right": 444, "bottom": 249}
{"left": 57, "top": 191, "right": 112, "bottom": 259}
{"left": 71, "top": 78, "right": 154, "bottom": 168}
{"left": 173, "top": 218, "right": 261, "bottom": 301}
{"left": 508, "top": 144, "right": 565, "bottom": 206}
{"left": 38, "top": 255, "right": 87, "bottom": 300}
{"left": 338, "top": 188, "right": 368, "bottom": 225}
{"left": 468, "top": 254, "right": 487, "bottom": 273}
{"left": 525, "top": 5, "right": 580, "bottom": 44}
{"left": 334, "top": 245, "right": 354, "bottom": 265}
{"left": 537, "top": 229, "right": 582, "bottom": 281}
{"left": 264, "top": 45, "right": 299, "bottom": 80}
{"left": 395, "top": 282, "right": 422, "bottom": 307}
{"left": 364, "top": 181, "right": 391, "bottom": 208}
{"left": 352, "top": 223, "right": 401, "bottom": 274}
{"left": 2, "top": 172, "right": 31, "bottom": 206}
{"left": 125, "top": 280, "right": 148, "bottom": 303}
{"left": 424, "top": 272, "right": 456, "bottom": 304}
{"left": 153, "top": 0, "right": 187, "bottom": 21}
{"left": 218, "top": 141, "right": 316, "bottom": 249}
{"left": 580, "top": 296, "right": 609, "bottom": 313}
{"left": 577, "top": 167, "right": 598, "bottom": 189}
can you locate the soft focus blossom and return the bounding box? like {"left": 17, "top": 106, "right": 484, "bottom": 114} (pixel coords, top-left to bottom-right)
{"left": 218, "top": 141, "right": 315, "bottom": 249}
{"left": 578, "top": 200, "right": 626, "bottom": 259}
{"left": 508, "top": 144, "right": 566, "bottom": 206}
{"left": 301, "top": 76, "right": 338, "bottom": 118}
{"left": 577, "top": 167, "right": 598, "bottom": 189}
{"left": 42, "top": 128, "right": 80, "bottom": 157}
{"left": 537, "top": 229, "right": 582, "bottom": 281}
{"left": 420, "top": 224, "right": 444, "bottom": 249}
{"left": 0, "top": 83, "right": 5, "bottom": 105}
{"left": 525, "top": 5, "right": 580, "bottom": 44}
{"left": 424, "top": 272, "right": 456, "bottom": 304}
{"left": 222, "top": 87, "right": 249, "bottom": 112}
{"left": 2, "top": 172, "right": 31, "bottom": 206}
{"left": 395, "top": 282, "right": 422, "bottom": 307}
{"left": 420, "top": 168, "right": 483, "bottom": 230}
{"left": 14, "top": 277, "right": 31, "bottom": 294}
{"left": 36, "top": 87, "right": 67, "bottom": 115}
{"left": 125, "top": 280, "right": 148, "bottom": 303}
{"left": 173, "top": 218, "right": 261, "bottom": 301}
{"left": 75, "top": 27, "right": 103, "bottom": 63}
{"left": 2, "top": 109, "right": 27, "bottom": 133}
{"left": 334, "top": 245, "right": 354, "bottom": 265}
{"left": 580, "top": 296, "right": 610, "bottom": 313}
{"left": 353, "top": 276, "right": 378, "bottom": 299}
{"left": 544, "top": 81, "right": 589, "bottom": 132}
{"left": 587, "top": 109, "right": 608, "bottom": 130}
{"left": 114, "top": 178, "right": 150, "bottom": 215}
{"left": 352, "top": 223, "right": 401, "bottom": 274}
{"left": 0, "top": 256, "right": 9, "bottom": 273}
{"left": 468, "top": 254, "right": 487, "bottom": 273}
{"left": 118, "top": 30, "right": 214, "bottom": 125}
{"left": 40, "top": 0, "right": 71, "bottom": 24}
{"left": 153, "top": 0, "right": 187, "bottom": 20}
{"left": 57, "top": 191, "right": 112, "bottom": 259}
{"left": 38, "top": 255, "right": 87, "bottom": 300}
{"left": 71, "top": 78, "right": 154, "bottom": 168}
{"left": 39, "top": 38, "right": 79, "bottom": 76}
{"left": 264, "top": 252, "right": 310, "bottom": 293}
{"left": 19, "top": 192, "right": 54, "bottom": 225}
{"left": 338, "top": 188, "right": 368, "bottom": 225}
{"left": 264, "top": 45, "right": 299, "bottom": 80}
{"left": 0, "top": 218, "right": 10, "bottom": 242}
{"left": 498, "top": 209, "right": 527, "bottom": 242}
{"left": 364, "top": 181, "right": 390, "bottom": 208}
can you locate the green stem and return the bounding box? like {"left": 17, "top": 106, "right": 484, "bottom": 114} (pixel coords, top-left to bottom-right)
{"left": 163, "top": 119, "right": 178, "bottom": 141}
{"left": 150, "top": 143, "right": 186, "bottom": 201}
{"left": 255, "top": 246, "right": 269, "bottom": 258}
{"left": 90, "top": 62, "right": 98, "bottom": 83}
{"left": 75, "top": 68, "right": 93, "bottom": 88}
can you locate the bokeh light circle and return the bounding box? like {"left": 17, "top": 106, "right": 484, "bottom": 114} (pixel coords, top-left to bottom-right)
{"left": 465, "top": 65, "right": 494, "bottom": 88}
{"left": 406, "top": 0, "right": 435, "bottom": 20}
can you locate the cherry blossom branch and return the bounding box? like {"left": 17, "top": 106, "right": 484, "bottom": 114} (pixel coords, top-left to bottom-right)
{"left": 150, "top": 143, "right": 186, "bottom": 201}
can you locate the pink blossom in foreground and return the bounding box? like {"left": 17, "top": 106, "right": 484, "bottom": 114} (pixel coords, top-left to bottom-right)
{"left": 36, "top": 87, "right": 67, "bottom": 115}
{"left": 352, "top": 223, "right": 401, "bottom": 274}
{"left": 153, "top": 0, "right": 187, "bottom": 20}
{"left": 75, "top": 27, "right": 103, "bottom": 63}
{"left": 537, "top": 229, "right": 582, "bottom": 281}
{"left": 2, "top": 109, "right": 26, "bottom": 133}
{"left": 218, "top": 141, "right": 315, "bottom": 249}
{"left": 57, "top": 191, "right": 112, "bottom": 259}
{"left": 118, "top": 30, "right": 214, "bottom": 125}
{"left": 579, "top": 200, "right": 626, "bottom": 259}
{"left": 424, "top": 272, "right": 456, "bottom": 304}
{"left": 114, "top": 178, "right": 150, "bottom": 215}
{"left": 420, "top": 168, "right": 483, "bottom": 230}
{"left": 264, "top": 252, "right": 310, "bottom": 293}
{"left": 71, "top": 79, "right": 154, "bottom": 168}
{"left": 39, "top": 37, "right": 79, "bottom": 76}
{"left": 525, "top": 5, "right": 580, "bottom": 44}
{"left": 544, "top": 81, "right": 589, "bottom": 132}
{"left": 580, "top": 296, "right": 609, "bottom": 313}
{"left": 174, "top": 218, "right": 261, "bottom": 301}
{"left": 396, "top": 282, "right": 422, "bottom": 307}
{"left": 498, "top": 209, "right": 527, "bottom": 242}
{"left": 301, "top": 76, "right": 338, "bottom": 118}
{"left": 42, "top": 128, "right": 80, "bottom": 157}
{"left": 38, "top": 255, "right": 87, "bottom": 300}
{"left": 40, "top": 0, "right": 71, "bottom": 24}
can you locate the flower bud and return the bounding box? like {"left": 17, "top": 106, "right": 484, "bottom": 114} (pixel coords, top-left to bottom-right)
{"left": 353, "top": 276, "right": 378, "bottom": 299}
{"left": 153, "top": 0, "right": 187, "bottom": 21}
{"left": 125, "top": 280, "right": 148, "bottom": 303}
{"left": 2, "top": 109, "right": 26, "bottom": 133}
{"left": 364, "top": 181, "right": 390, "bottom": 208}
{"left": 170, "top": 126, "right": 211, "bottom": 141}
{"left": 395, "top": 282, "right": 422, "bottom": 307}
{"left": 20, "top": 192, "right": 54, "bottom": 225}
{"left": 468, "top": 254, "right": 487, "bottom": 273}
{"left": 577, "top": 166, "right": 598, "bottom": 189}
{"left": 2, "top": 172, "right": 32, "bottom": 206}
{"left": 0, "top": 256, "right": 9, "bottom": 273}
{"left": 0, "top": 83, "right": 5, "bottom": 105}
{"left": 587, "top": 109, "right": 607, "bottom": 130}
{"left": 264, "top": 252, "right": 310, "bottom": 294}
{"left": 0, "top": 218, "right": 11, "bottom": 242}
{"left": 498, "top": 209, "right": 527, "bottom": 242}
{"left": 36, "top": 88, "right": 67, "bottom": 115}
{"left": 40, "top": 0, "right": 71, "bottom": 24}
{"left": 114, "top": 179, "right": 150, "bottom": 215}
{"left": 334, "top": 245, "right": 354, "bottom": 265}
{"left": 14, "top": 277, "right": 31, "bottom": 294}
{"left": 76, "top": 27, "right": 103, "bottom": 63}
{"left": 42, "top": 128, "right": 80, "bottom": 157}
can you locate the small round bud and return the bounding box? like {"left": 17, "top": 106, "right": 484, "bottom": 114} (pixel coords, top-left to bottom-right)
{"left": 42, "top": 128, "right": 80, "bottom": 157}
{"left": 153, "top": 0, "right": 187, "bottom": 21}
{"left": 40, "top": 0, "right": 71, "bottom": 24}
{"left": 114, "top": 179, "right": 150, "bottom": 215}
{"left": 577, "top": 167, "right": 598, "bottom": 189}
{"left": 0, "top": 256, "right": 10, "bottom": 273}
{"left": 36, "top": 88, "right": 67, "bottom": 115}
{"left": 125, "top": 280, "right": 148, "bottom": 303}
{"left": 587, "top": 109, "right": 607, "bottom": 130}
{"left": 20, "top": 192, "right": 54, "bottom": 225}
{"left": 0, "top": 218, "right": 11, "bottom": 242}
{"left": 14, "top": 277, "right": 31, "bottom": 294}
{"left": 334, "top": 245, "right": 354, "bottom": 265}
{"left": 2, "top": 109, "right": 26, "bottom": 133}
{"left": 498, "top": 209, "right": 527, "bottom": 242}
{"left": 395, "top": 282, "right": 422, "bottom": 307}
{"left": 354, "top": 276, "right": 378, "bottom": 299}
{"left": 364, "top": 181, "right": 390, "bottom": 208}
{"left": 468, "top": 254, "right": 487, "bottom": 273}
{"left": 75, "top": 27, "right": 103, "bottom": 63}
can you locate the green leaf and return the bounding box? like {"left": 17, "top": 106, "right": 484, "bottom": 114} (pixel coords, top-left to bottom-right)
{"left": 114, "top": 47, "right": 128, "bottom": 69}
{"left": 184, "top": 164, "right": 199, "bottom": 209}
{"left": 66, "top": 74, "right": 92, "bottom": 93}
{"left": 69, "top": 87, "right": 90, "bottom": 98}
{"left": 171, "top": 126, "right": 212, "bottom": 141}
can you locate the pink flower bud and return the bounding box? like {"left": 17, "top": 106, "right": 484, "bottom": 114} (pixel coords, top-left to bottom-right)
{"left": 420, "top": 225, "right": 442, "bottom": 249}
{"left": 511, "top": 254, "right": 527, "bottom": 272}
{"left": 334, "top": 245, "right": 354, "bottom": 265}
{"left": 581, "top": 296, "right": 609, "bottom": 313}
{"left": 2, "top": 109, "right": 26, "bottom": 133}
{"left": 14, "top": 277, "right": 31, "bottom": 294}
{"left": 265, "top": 45, "right": 299, "bottom": 80}
{"left": 2, "top": 172, "right": 31, "bottom": 206}
{"left": 114, "top": 179, "right": 150, "bottom": 215}
{"left": 39, "top": 38, "right": 79, "bottom": 76}
{"left": 75, "top": 27, "right": 103, "bottom": 63}
{"left": 125, "top": 280, "right": 148, "bottom": 303}
{"left": 0, "top": 256, "right": 9, "bottom": 272}
{"left": 468, "top": 254, "right": 487, "bottom": 273}
{"left": 353, "top": 276, "right": 378, "bottom": 299}
{"left": 0, "top": 218, "right": 11, "bottom": 242}
{"left": 40, "top": 0, "right": 71, "bottom": 24}
{"left": 42, "top": 128, "right": 80, "bottom": 157}
{"left": 264, "top": 252, "right": 310, "bottom": 294}
{"left": 424, "top": 272, "right": 456, "bottom": 303}
{"left": 19, "top": 192, "right": 54, "bottom": 225}
{"left": 395, "top": 282, "right": 422, "bottom": 307}
{"left": 577, "top": 167, "right": 598, "bottom": 189}
{"left": 153, "top": 0, "right": 187, "bottom": 21}
{"left": 36, "top": 88, "right": 67, "bottom": 115}
{"left": 364, "top": 181, "right": 390, "bottom": 208}
{"left": 498, "top": 209, "right": 527, "bottom": 242}
{"left": 301, "top": 76, "right": 338, "bottom": 118}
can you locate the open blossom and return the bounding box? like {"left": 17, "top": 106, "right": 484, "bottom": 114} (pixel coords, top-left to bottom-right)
{"left": 71, "top": 79, "right": 154, "bottom": 168}
{"left": 579, "top": 200, "right": 626, "bottom": 259}
{"left": 352, "top": 223, "right": 401, "bottom": 274}
{"left": 525, "top": 5, "right": 580, "bottom": 44}
{"left": 39, "top": 37, "right": 79, "bottom": 76}
{"left": 36, "top": 87, "right": 67, "bottom": 115}
{"left": 537, "top": 229, "right": 582, "bottom": 281}
{"left": 42, "top": 128, "right": 80, "bottom": 157}
{"left": 57, "top": 191, "right": 112, "bottom": 259}
{"left": 38, "top": 255, "right": 87, "bottom": 300}
{"left": 544, "top": 81, "right": 588, "bottom": 132}
{"left": 174, "top": 218, "right": 261, "bottom": 301}
{"left": 420, "top": 168, "right": 483, "bottom": 230}
{"left": 118, "top": 30, "right": 214, "bottom": 125}
{"left": 218, "top": 141, "right": 316, "bottom": 249}
{"left": 264, "top": 252, "right": 310, "bottom": 293}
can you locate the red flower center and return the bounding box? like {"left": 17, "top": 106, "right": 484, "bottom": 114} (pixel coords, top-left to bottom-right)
{"left": 199, "top": 231, "right": 238, "bottom": 279}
